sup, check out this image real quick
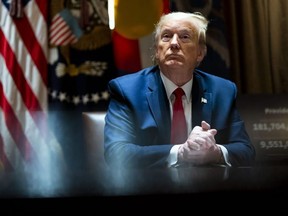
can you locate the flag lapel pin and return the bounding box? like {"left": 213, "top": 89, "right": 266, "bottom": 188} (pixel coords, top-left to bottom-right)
{"left": 201, "top": 97, "right": 207, "bottom": 104}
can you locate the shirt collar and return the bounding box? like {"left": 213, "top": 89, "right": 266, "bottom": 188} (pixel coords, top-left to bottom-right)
{"left": 160, "top": 71, "right": 193, "bottom": 102}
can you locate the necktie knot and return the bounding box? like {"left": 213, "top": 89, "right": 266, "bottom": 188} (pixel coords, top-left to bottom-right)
{"left": 173, "top": 88, "right": 185, "bottom": 99}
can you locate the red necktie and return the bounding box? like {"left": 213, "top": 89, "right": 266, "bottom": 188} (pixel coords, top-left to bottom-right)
{"left": 171, "top": 88, "right": 187, "bottom": 144}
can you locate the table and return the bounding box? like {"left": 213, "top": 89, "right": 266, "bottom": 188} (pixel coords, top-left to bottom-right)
{"left": 1, "top": 165, "right": 288, "bottom": 213}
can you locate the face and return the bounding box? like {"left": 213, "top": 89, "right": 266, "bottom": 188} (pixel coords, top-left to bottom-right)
{"left": 155, "top": 19, "right": 205, "bottom": 71}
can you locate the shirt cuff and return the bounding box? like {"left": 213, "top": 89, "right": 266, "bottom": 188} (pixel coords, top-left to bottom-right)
{"left": 217, "top": 144, "right": 232, "bottom": 167}
{"left": 167, "top": 145, "right": 181, "bottom": 167}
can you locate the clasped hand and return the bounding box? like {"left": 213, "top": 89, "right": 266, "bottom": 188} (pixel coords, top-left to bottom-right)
{"left": 178, "top": 121, "right": 221, "bottom": 165}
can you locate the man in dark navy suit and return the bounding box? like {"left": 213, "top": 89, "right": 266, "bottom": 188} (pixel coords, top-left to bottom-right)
{"left": 104, "top": 11, "right": 255, "bottom": 169}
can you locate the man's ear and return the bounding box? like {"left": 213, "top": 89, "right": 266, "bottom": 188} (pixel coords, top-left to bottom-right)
{"left": 196, "top": 46, "right": 207, "bottom": 64}
{"left": 154, "top": 49, "right": 160, "bottom": 62}
{"left": 155, "top": 51, "right": 159, "bottom": 59}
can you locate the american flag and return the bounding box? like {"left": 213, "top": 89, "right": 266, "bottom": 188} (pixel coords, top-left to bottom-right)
{"left": 0, "top": 0, "right": 64, "bottom": 172}
{"left": 49, "top": 8, "right": 83, "bottom": 46}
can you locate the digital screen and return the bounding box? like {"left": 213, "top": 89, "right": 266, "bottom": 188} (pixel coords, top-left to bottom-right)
{"left": 237, "top": 94, "right": 288, "bottom": 164}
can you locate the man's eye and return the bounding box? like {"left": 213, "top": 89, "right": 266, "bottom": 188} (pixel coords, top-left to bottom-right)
{"left": 179, "top": 34, "right": 192, "bottom": 42}
{"left": 180, "top": 34, "right": 190, "bottom": 39}
{"left": 162, "top": 34, "right": 171, "bottom": 41}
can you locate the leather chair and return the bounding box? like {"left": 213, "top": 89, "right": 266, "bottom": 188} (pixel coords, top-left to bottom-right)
{"left": 82, "top": 112, "right": 107, "bottom": 170}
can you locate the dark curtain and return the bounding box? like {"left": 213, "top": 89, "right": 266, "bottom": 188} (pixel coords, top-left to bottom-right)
{"left": 226, "top": 0, "right": 288, "bottom": 94}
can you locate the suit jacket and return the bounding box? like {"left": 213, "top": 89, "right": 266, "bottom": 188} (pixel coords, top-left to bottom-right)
{"left": 104, "top": 65, "right": 255, "bottom": 168}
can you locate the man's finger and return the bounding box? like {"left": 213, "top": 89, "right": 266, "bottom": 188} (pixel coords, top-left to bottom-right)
{"left": 201, "top": 121, "right": 210, "bottom": 131}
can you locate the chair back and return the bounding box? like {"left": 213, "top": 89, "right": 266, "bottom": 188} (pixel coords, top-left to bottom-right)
{"left": 82, "top": 112, "right": 107, "bottom": 170}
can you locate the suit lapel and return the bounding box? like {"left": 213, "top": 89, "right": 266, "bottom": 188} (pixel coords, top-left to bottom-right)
{"left": 146, "top": 70, "right": 171, "bottom": 142}
{"left": 192, "top": 72, "right": 212, "bottom": 127}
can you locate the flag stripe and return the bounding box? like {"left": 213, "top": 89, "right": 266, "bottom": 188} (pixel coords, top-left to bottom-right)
{"left": 50, "top": 17, "right": 66, "bottom": 37}
{"left": 50, "top": 26, "right": 69, "bottom": 44}
{"left": 0, "top": 82, "right": 35, "bottom": 163}
{"left": 0, "top": 29, "right": 42, "bottom": 111}
{"left": 51, "top": 25, "right": 72, "bottom": 44}
{"left": 1, "top": 1, "right": 47, "bottom": 110}
{"left": 0, "top": 27, "right": 50, "bottom": 148}
{"left": 35, "top": 0, "right": 47, "bottom": 23}
{"left": 49, "top": 13, "right": 80, "bottom": 46}
{"left": 11, "top": 5, "right": 47, "bottom": 85}
{"left": 0, "top": 0, "right": 64, "bottom": 171}
{"left": 26, "top": 0, "right": 48, "bottom": 59}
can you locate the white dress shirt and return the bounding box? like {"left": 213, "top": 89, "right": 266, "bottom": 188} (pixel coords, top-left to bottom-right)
{"left": 160, "top": 72, "right": 231, "bottom": 167}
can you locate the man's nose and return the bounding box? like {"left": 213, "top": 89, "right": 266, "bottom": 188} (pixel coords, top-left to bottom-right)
{"left": 170, "top": 34, "right": 180, "bottom": 49}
